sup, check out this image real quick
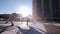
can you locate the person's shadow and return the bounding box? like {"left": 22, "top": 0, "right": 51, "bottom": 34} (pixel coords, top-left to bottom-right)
{"left": 17, "top": 25, "right": 43, "bottom": 34}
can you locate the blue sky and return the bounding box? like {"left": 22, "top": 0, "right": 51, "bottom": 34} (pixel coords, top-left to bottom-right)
{"left": 0, "top": 0, "right": 32, "bottom": 14}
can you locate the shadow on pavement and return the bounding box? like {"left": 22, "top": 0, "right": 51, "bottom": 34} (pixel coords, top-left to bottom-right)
{"left": 17, "top": 25, "right": 43, "bottom": 34}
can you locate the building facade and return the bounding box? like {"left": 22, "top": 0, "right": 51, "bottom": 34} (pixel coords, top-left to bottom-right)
{"left": 33, "top": 0, "right": 60, "bottom": 22}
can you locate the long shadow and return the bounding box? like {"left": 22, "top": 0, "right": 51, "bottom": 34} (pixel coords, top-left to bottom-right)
{"left": 0, "top": 26, "right": 10, "bottom": 34}
{"left": 17, "top": 25, "right": 43, "bottom": 34}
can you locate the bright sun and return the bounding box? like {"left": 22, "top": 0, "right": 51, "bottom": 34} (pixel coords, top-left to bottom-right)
{"left": 18, "top": 6, "right": 32, "bottom": 17}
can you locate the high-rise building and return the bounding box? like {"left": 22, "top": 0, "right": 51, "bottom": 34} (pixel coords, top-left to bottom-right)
{"left": 33, "top": 0, "right": 60, "bottom": 22}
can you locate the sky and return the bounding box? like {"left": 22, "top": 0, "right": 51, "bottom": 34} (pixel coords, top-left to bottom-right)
{"left": 0, "top": 0, "right": 32, "bottom": 17}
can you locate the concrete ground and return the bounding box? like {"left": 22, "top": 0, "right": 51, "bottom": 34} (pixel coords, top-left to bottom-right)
{"left": 0, "top": 21, "right": 60, "bottom": 34}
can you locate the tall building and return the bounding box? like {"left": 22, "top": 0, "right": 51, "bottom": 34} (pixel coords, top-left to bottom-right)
{"left": 33, "top": 0, "right": 60, "bottom": 22}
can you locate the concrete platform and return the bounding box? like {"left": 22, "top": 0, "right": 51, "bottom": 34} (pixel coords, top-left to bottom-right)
{"left": 0, "top": 21, "right": 60, "bottom": 34}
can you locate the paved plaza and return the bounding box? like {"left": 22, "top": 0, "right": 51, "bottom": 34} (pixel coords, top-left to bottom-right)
{"left": 0, "top": 21, "right": 60, "bottom": 34}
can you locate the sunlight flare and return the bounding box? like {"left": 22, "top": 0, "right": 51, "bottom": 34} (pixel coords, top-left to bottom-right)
{"left": 18, "top": 6, "right": 32, "bottom": 17}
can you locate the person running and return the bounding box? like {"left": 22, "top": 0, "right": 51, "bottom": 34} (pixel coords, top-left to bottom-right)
{"left": 5, "top": 13, "right": 18, "bottom": 26}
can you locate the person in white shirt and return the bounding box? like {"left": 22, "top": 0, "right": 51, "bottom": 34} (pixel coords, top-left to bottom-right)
{"left": 5, "top": 13, "right": 18, "bottom": 26}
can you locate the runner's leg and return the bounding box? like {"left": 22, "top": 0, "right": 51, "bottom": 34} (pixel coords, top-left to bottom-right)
{"left": 5, "top": 20, "right": 9, "bottom": 24}
{"left": 10, "top": 21, "right": 14, "bottom": 26}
